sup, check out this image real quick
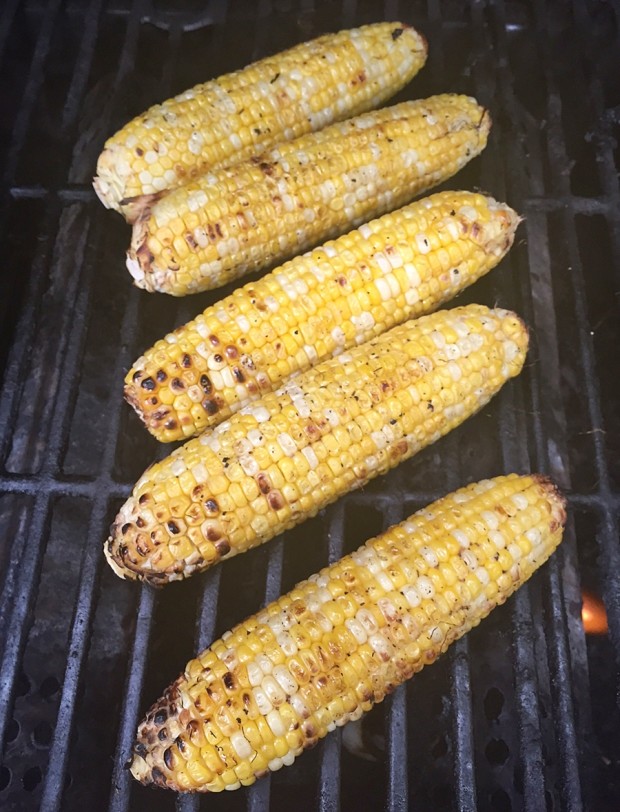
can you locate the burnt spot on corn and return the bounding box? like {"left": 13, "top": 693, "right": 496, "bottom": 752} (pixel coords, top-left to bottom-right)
{"left": 150, "top": 766, "right": 167, "bottom": 787}
{"left": 200, "top": 374, "right": 213, "bottom": 394}
{"left": 186, "top": 720, "right": 200, "bottom": 740}
{"left": 157, "top": 728, "right": 168, "bottom": 741}
{"left": 225, "top": 345, "right": 238, "bottom": 359}
{"left": 203, "top": 398, "right": 221, "bottom": 416}
{"left": 156, "top": 369, "right": 167, "bottom": 382}
{"left": 167, "top": 521, "right": 180, "bottom": 535}
{"left": 205, "top": 499, "right": 219, "bottom": 514}
{"left": 391, "top": 27, "right": 404, "bottom": 40}
{"left": 181, "top": 354, "right": 192, "bottom": 368}
{"left": 206, "top": 525, "right": 221, "bottom": 542}
{"left": 170, "top": 377, "right": 184, "bottom": 392}
{"left": 215, "top": 539, "right": 231, "bottom": 556}
{"left": 154, "top": 708, "right": 167, "bottom": 724}
{"left": 163, "top": 747, "right": 174, "bottom": 769}
{"left": 141, "top": 377, "right": 155, "bottom": 391}
{"left": 233, "top": 367, "right": 245, "bottom": 383}
{"left": 136, "top": 242, "right": 155, "bottom": 269}
{"left": 256, "top": 473, "right": 271, "bottom": 494}
{"left": 223, "top": 672, "right": 235, "bottom": 690}
{"left": 267, "top": 491, "right": 284, "bottom": 510}
{"left": 135, "top": 536, "right": 150, "bottom": 557}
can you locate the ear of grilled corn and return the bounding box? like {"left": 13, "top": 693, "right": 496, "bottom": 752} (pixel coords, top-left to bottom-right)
{"left": 106, "top": 305, "right": 528, "bottom": 585}
{"left": 93, "top": 23, "right": 427, "bottom": 220}
{"left": 127, "top": 95, "right": 491, "bottom": 295}
{"left": 126, "top": 191, "right": 519, "bottom": 443}
{"left": 129, "top": 474, "right": 566, "bottom": 792}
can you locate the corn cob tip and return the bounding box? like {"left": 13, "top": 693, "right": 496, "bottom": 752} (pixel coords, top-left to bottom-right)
{"left": 531, "top": 474, "right": 568, "bottom": 531}
{"left": 104, "top": 529, "right": 171, "bottom": 585}
{"left": 103, "top": 535, "right": 135, "bottom": 581}
{"left": 129, "top": 679, "right": 187, "bottom": 789}
{"left": 483, "top": 197, "right": 521, "bottom": 255}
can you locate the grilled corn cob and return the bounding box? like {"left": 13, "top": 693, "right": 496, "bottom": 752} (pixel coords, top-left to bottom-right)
{"left": 127, "top": 191, "right": 518, "bottom": 443}
{"left": 94, "top": 23, "right": 427, "bottom": 220}
{"left": 107, "top": 305, "right": 528, "bottom": 585}
{"left": 129, "top": 474, "right": 566, "bottom": 792}
{"left": 127, "top": 96, "right": 491, "bottom": 295}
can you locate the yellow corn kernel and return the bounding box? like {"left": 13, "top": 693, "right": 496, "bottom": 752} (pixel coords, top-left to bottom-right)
{"left": 106, "top": 305, "right": 528, "bottom": 585}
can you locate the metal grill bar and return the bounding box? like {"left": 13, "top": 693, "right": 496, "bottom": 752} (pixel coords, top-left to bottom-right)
{"left": 109, "top": 586, "right": 156, "bottom": 812}
{"left": 0, "top": 494, "right": 52, "bottom": 748}
{"left": 38, "top": 496, "right": 108, "bottom": 812}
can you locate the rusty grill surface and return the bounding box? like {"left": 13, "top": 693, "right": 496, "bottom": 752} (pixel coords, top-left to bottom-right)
{"left": 1, "top": 1, "right": 619, "bottom": 810}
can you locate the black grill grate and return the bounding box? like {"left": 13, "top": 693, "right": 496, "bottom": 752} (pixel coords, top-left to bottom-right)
{"left": 1, "top": 1, "right": 619, "bottom": 810}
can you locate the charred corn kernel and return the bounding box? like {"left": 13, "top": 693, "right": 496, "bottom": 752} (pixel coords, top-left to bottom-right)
{"left": 128, "top": 96, "right": 491, "bottom": 295}
{"left": 106, "top": 305, "right": 528, "bottom": 585}
{"left": 126, "top": 191, "right": 518, "bottom": 442}
{"left": 129, "top": 474, "right": 566, "bottom": 792}
{"left": 93, "top": 23, "right": 427, "bottom": 219}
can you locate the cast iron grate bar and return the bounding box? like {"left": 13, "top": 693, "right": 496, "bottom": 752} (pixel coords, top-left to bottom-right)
{"left": 109, "top": 586, "right": 157, "bottom": 812}
{"left": 0, "top": 494, "right": 52, "bottom": 749}
{"left": 60, "top": 0, "right": 106, "bottom": 132}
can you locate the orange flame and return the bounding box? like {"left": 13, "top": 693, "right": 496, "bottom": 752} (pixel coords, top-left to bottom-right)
{"left": 581, "top": 591, "right": 608, "bottom": 635}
